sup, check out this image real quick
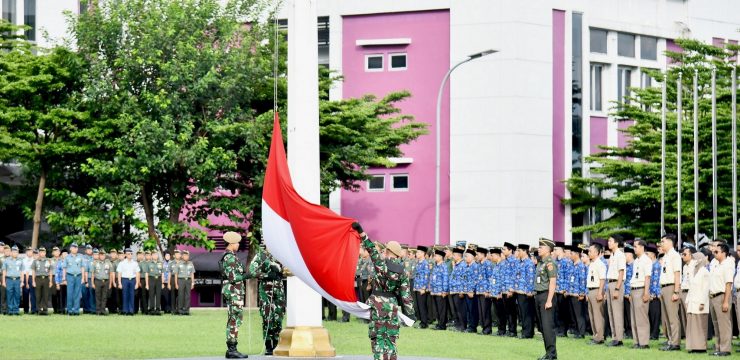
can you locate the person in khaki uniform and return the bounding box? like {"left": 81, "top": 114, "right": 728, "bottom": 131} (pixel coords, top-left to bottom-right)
{"left": 658, "top": 234, "right": 682, "bottom": 351}
{"left": 534, "top": 238, "right": 558, "bottom": 360}
{"left": 91, "top": 249, "right": 114, "bottom": 315}
{"left": 605, "top": 235, "right": 626, "bottom": 347}
{"left": 174, "top": 250, "right": 195, "bottom": 315}
{"left": 146, "top": 251, "right": 163, "bottom": 315}
{"left": 708, "top": 243, "right": 735, "bottom": 357}
{"left": 628, "top": 240, "right": 652, "bottom": 349}
{"left": 586, "top": 243, "right": 607, "bottom": 345}
{"left": 31, "top": 247, "right": 53, "bottom": 315}
{"left": 678, "top": 244, "right": 696, "bottom": 339}
{"left": 685, "top": 252, "right": 709, "bottom": 353}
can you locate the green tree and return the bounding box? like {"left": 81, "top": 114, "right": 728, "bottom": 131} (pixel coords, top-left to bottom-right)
{"left": 0, "top": 33, "right": 90, "bottom": 249}
{"left": 565, "top": 39, "right": 737, "bottom": 241}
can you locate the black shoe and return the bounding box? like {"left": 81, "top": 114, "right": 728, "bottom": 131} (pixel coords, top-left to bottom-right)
{"left": 420, "top": 323, "right": 428, "bottom": 329}
{"left": 507, "top": 332, "right": 517, "bottom": 337}
{"left": 481, "top": 330, "right": 492, "bottom": 335}
{"left": 711, "top": 351, "right": 730, "bottom": 357}
{"left": 225, "top": 341, "right": 248, "bottom": 359}
{"left": 538, "top": 355, "right": 557, "bottom": 360}
{"left": 687, "top": 349, "right": 706, "bottom": 353}
{"left": 496, "top": 331, "right": 506, "bottom": 336}
{"left": 464, "top": 329, "right": 476, "bottom": 333}
{"left": 573, "top": 334, "right": 584, "bottom": 339}
{"left": 265, "top": 339, "right": 276, "bottom": 356}
{"left": 660, "top": 345, "right": 680, "bottom": 351}
{"left": 606, "top": 340, "right": 623, "bottom": 347}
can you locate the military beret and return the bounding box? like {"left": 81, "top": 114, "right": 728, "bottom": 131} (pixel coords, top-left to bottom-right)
{"left": 416, "top": 245, "right": 429, "bottom": 253}
{"left": 434, "top": 249, "right": 445, "bottom": 257}
{"left": 539, "top": 238, "right": 555, "bottom": 250}
{"left": 223, "top": 231, "right": 242, "bottom": 244}
{"left": 144, "top": 250, "right": 151, "bottom": 255}
{"left": 491, "top": 248, "right": 502, "bottom": 255}
{"left": 52, "top": 246, "right": 60, "bottom": 251}
{"left": 124, "top": 248, "right": 133, "bottom": 254}
{"left": 3, "top": 245, "right": 10, "bottom": 250}
{"left": 12, "top": 245, "right": 19, "bottom": 251}
{"left": 503, "top": 242, "right": 516, "bottom": 251}
{"left": 39, "top": 247, "right": 46, "bottom": 252}
{"left": 182, "top": 250, "right": 190, "bottom": 255}
{"left": 517, "top": 244, "right": 530, "bottom": 251}
{"left": 109, "top": 249, "right": 117, "bottom": 254}
{"left": 400, "top": 244, "right": 409, "bottom": 250}
{"left": 85, "top": 244, "right": 93, "bottom": 250}
{"left": 452, "top": 247, "right": 464, "bottom": 255}
{"left": 70, "top": 243, "right": 78, "bottom": 248}
{"left": 476, "top": 247, "right": 488, "bottom": 255}
{"left": 99, "top": 249, "right": 107, "bottom": 254}
{"left": 173, "top": 249, "right": 181, "bottom": 254}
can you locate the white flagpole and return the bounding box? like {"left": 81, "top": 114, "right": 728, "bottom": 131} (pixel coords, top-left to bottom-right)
{"left": 693, "top": 70, "right": 699, "bottom": 243}
{"left": 712, "top": 68, "right": 718, "bottom": 239}
{"left": 677, "top": 73, "right": 683, "bottom": 247}
{"left": 661, "top": 75, "right": 667, "bottom": 236}
{"left": 732, "top": 66, "right": 737, "bottom": 248}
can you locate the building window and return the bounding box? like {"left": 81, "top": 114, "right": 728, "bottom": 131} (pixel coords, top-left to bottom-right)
{"left": 3, "top": 0, "right": 16, "bottom": 24}
{"left": 640, "top": 71, "right": 653, "bottom": 89}
{"left": 640, "top": 35, "right": 657, "bottom": 60}
{"left": 23, "top": 0, "right": 34, "bottom": 41}
{"left": 617, "top": 66, "right": 632, "bottom": 106}
{"left": 365, "top": 54, "right": 383, "bottom": 72}
{"left": 391, "top": 174, "right": 409, "bottom": 191}
{"left": 618, "top": 32, "right": 635, "bottom": 57}
{"left": 367, "top": 175, "right": 384, "bottom": 191}
{"left": 590, "top": 63, "right": 603, "bottom": 111}
{"left": 590, "top": 28, "right": 607, "bottom": 54}
{"left": 389, "top": 53, "right": 407, "bottom": 71}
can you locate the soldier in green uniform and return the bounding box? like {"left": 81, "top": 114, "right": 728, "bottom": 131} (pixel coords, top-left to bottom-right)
{"left": 146, "top": 251, "right": 163, "bottom": 315}
{"left": 220, "top": 231, "right": 248, "bottom": 359}
{"left": 353, "top": 222, "right": 414, "bottom": 360}
{"left": 107, "top": 249, "right": 121, "bottom": 314}
{"left": 174, "top": 250, "right": 195, "bottom": 315}
{"left": 535, "top": 238, "right": 559, "bottom": 360}
{"left": 248, "top": 244, "right": 285, "bottom": 356}
{"left": 31, "top": 247, "right": 53, "bottom": 315}
{"left": 168, "top": 249, "right": 182, "bottom": 314}
{"left": 91, "top": 249, "right": 114, "bottom": 315}
{"left": 0, "top": 243, "right": 6, "bottom": 315}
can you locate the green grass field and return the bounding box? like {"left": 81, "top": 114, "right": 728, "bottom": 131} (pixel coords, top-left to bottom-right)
{"left": 0, "top": 309, "right": 734, "bottom": 359}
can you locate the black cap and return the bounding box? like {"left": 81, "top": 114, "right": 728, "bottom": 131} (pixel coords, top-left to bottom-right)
{"left": 517, "top": 244, "right": 530, "bottom": 251}
{"left": 453, "top": 247, "right": 464, "bottom": 255}
{"left": 646, "top": 244, "right": 658, "bottom": 255}
{"left": 624, "top": 246, "right": 635, "bottom": 254}
{"left": 503, "top": 242, "right": 516, "bottom": 251}
{"left": 434, "top": 249, "right": 445, "bottom": 257}
{"left": 491, "top": 248, "right": 502, "bottom": 255}
{"left": 554, "top": 241, "right": 565, "bottom": 249}
{"left": 465, "top": 248, "right": 476, "bottom": 256}
{"left": 416, "top": 245, "right": 429, "bottom": 253}
{"left": 476, "top": 247, "right": 488, "bottom": 255}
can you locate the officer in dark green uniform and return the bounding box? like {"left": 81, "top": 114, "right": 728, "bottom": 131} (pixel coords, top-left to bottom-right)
{"left": 535, "top": 238, "right": 558, "bottom": 360}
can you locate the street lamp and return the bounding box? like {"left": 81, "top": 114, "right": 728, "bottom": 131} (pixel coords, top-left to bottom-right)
{"left": 435, "top": 49, "right": 498, "bottom": 246}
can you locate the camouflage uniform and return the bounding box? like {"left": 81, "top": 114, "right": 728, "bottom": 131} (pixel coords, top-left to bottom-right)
{"left": 361, "top": 236, "right": 414, "bottom": 360}
{"left": 248, "top": 249, "right": 285, "bottom": 351}
{"left": 220, "top": 249, "right": 248, "bottom": 343}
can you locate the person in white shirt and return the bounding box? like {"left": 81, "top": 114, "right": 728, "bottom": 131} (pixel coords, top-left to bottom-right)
{"left": 116, "top": 249, "right": 140, "bottom": 316}
{"left": 629, "top": 240, "right": 652, "bottom": 349}
{"left": 707, "top": 242, "right": 735, "bottom": 356}
{"left": 658, "top": 234, "right": 682, "bottom": 351}
{"left": 678, "top": 244, "right": 696, "bottom": 340}
{"left": 586, "top": 243, "right": 607, "bottom": 345}
{"left": 685, "top": 252, "right": 709, "bottom": 353}
{"left": 605, "top": 235, "right": 626, "bottom": 346}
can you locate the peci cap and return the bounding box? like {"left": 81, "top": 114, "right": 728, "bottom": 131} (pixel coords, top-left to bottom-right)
{"left": 434, "top": 249, "right": 445, "bottom": 257}
{"left": 223, "top": 231, "right": 242, "bottom": 244}
{"left": 491, "top": 248, "right": 502, "bottom": 255}
{"left": 517, "top": 244, "right": 530, "bottom": 251}
{"left": 452, "top": 247, "right": 464, "bottom": 255}
{"left": 464, "top": 248, "right": 476, "bottom": 256}
{"left": 503, "top": 242, "right": 516, "bottom": 251}
{"left": 416, "top": 245, "right": 429, "bottom": 253}
{"left": 646, "top": 244, "right": 658, "bottom": 255}
{"left": 554, "top": 241, "right": 565, "bottom": 249}
{"left": 476, "top": 247, "right": 488, "bottom": 255}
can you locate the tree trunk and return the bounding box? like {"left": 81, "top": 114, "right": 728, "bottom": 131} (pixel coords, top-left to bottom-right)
{"left": 140, "top": 184, "right": 163, "bottom": 253}
{"left": 31, "top": 168, "right": 47, "bottom": 249}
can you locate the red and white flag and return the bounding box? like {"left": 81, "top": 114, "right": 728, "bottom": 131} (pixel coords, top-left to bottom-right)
{"left": 261, "top": 113, "right": 370, "bottom": 318}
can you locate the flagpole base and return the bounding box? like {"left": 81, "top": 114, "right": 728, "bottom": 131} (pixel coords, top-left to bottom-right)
{"left": 274, "top": 326, "right": 336, "bottom": 357}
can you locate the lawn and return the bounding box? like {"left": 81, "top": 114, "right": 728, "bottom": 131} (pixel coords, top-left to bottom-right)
{"left": 0, "top": 309, "right": 732, "bottom": 359}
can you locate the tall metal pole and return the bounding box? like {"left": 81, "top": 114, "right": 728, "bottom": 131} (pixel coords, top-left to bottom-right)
{"left": 661, "top": 75, "right": 667, "bottom": 236}
{"left": 693, "top": 70, "right": 699, "bottom": 243}
{"left": 711, "top": 68, "right": 718, "bottom": 239}
{"left": 732, "top": 67, "right": 737, "bottom": 248}
{"left": 434, "top": 50, "right": 496, "bottom": 246}
{"left": 677, "top": 73, "right": 683, "bottom": 247}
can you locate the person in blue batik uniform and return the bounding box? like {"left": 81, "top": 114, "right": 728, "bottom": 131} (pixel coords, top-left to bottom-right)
{"left": 554, "top": 242, "right": 572, "bottom": 337}
{"left": 646, "top": 244, "right": 662, "bottom": 340}
{"left": 475, "top": 247, "right": 494, "bottom": 334}
{"left": 429, "top": 248, "right": 449, "bottom": 330}
{"left": 514, "top": 244, "right": 535, "bottom": 339}
{"left": 501, "top": 242, "right": 519, "bottom": 336}
{"left": 622, "top": 243, "right": 635, "bottom": 339}
{"left": 463, "top": 248, "right": 480, "bottom": 333}
{"left": 449, "top": 247, "right": 467, "bottom": 332}
{"left": 489, "top": 248, "right": 508, "bottom": 336}
{"left": 413, "top": 245, "right": 432, "bottom": 329}
{"left": 567, "top": 245, "right": 588, "bottom": 338}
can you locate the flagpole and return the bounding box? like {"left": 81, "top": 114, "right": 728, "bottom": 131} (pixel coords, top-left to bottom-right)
{"left": 661, "top": 74, "right": 667, "bottom": 236}
{"left": 693, "top": 69, "right": 699, "bottom": 243}
{"left": 732, "top": 66, "right": 737, "bottom": 248}
{"left": 712, "top": 67, "right": 718, "bottom": 239}
{"left": 677, "top": 73, "right": 683, "bottom": 247}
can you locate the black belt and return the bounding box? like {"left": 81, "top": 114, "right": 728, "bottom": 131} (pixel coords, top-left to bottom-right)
{"left": 536, "top": 290, "right": 548, "bottom": 295}
{"left": 148, "top": 275, "right": 161, "bottom": 278}
{"left": 68, "top": 274, "right": 81, "bottom": 277}
{"left": 6, "top": 276, "right": 20, "bottom": 280}
{"left": 372, "top": 290, "right": 396, "bottom": 298}
{"left": 35, "top": 275, "right": 48, "bottom": 278}
{"left": 682, "top": 289, "right": 689, "bottom": 293}
{"left": 631, "top": 286, "right": 644, "bottom": 290}
{"left": 710, "top": 292, "right": 724, "bottom": 299}
{"left": 123, "top": 277, "right": 136, "bottom": 280}
{"left": 661, "top": 284, "right": 674, "bottom": 288}
{"left": 608, "top": 279, "right": 617, "bottom": 283}
{"left": 588, "top": 287, "right": 600, "bottom": 290}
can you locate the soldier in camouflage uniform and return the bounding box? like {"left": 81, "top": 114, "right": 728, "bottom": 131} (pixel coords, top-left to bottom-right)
{"left": 248, "top": 244, "right": 285, "bottom": 356}
{"left": 353, "top": 222, "right": 414, "bottom": 360}
{"left": 220, "top": 232, "right": 249, "bottom": 359}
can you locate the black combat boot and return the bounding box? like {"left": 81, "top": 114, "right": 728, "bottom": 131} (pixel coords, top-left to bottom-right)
{"left": 225, "top": 341, "right": 248, "bottom": 359}
{"left": 264, "top": 340, "right": 274, "bottom": 356}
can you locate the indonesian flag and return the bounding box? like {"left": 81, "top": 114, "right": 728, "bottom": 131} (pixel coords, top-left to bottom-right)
{"left": 261, "top": 113, "right": 371, "bottom": 318}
